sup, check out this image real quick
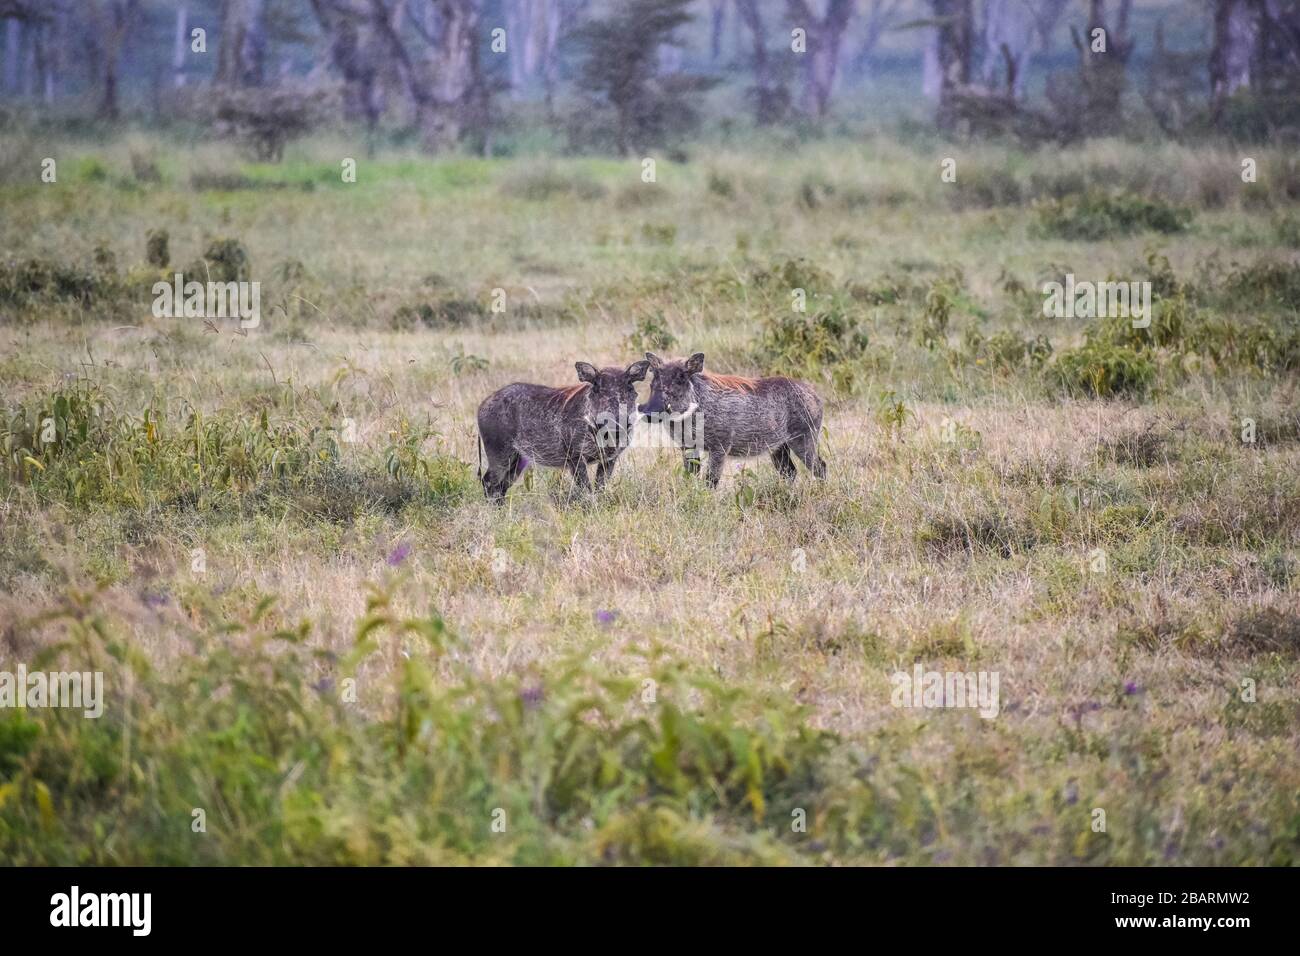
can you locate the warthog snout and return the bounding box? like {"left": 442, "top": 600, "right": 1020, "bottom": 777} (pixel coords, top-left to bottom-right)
{"left": 637, "top": 392, "right": 664, "bottom": 415}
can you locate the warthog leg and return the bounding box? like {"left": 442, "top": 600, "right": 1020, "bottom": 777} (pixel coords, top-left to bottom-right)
{"left": 788, "top": 432, "right": 827, "bottom": 479}
{"left": 771, "top": 445, "right": 797, "bottom": 481}
{"left": 482, "top": 450, "right": 523, "bottom": 503}
{"left": 682, "top": 449, "right": 701, "bottom": 477}
{"left": 594, "top": 456, "right": 617, "bottom": 490}
{"left": 566, "top": 458, "right": 592, "bottom": 495}
{"left": 704, "top": 449, "right": 726, "bottom": 488}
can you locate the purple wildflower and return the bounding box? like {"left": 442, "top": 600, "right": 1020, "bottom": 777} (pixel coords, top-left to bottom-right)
{"left": 387, "top": 541, "right": 411, "bottom": 566}
{"left": 520, "top": 684, "right": 545, "bottom": 710}
{"left": 595, "top": 609, "right": 618, "bottom": 626}
{"left": 1124, "top": 681, "right": 1140, "bottom": 696}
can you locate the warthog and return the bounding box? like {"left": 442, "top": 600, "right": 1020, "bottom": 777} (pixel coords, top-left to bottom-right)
{"left": 638, "top": 351, "right": 826, "bottom": 486}
{"left": 476, "top": 360, "right": 649, "bottom": 501}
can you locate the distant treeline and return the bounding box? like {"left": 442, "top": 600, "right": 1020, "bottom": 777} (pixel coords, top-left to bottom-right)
{"left": 1, "top": 1, "right": 1298, "bottom": 151}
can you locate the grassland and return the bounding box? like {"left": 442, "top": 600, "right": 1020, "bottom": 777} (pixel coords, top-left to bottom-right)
{"left": 1, "top": 127, "right": 1298, "bottom": 864}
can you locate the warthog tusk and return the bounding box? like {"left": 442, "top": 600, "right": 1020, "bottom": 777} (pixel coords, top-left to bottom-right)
{"left": 667, "top": 402, "right": 698, "bottom": 422}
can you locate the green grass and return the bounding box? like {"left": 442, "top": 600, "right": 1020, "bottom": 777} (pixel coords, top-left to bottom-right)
{"left": 0, "top": 131, "right": 1297, "bottom": 865}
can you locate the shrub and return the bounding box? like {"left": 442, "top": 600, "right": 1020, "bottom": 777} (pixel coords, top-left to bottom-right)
{"left": 916, "top": 280, "right": 956, "bottom": 349}
{"left": 1221, "top": 259, "right": 1300, "bottom": 311}
{"left": 750, "top": 257, "right": 836, "bottom": 298}
{"left": 962, "top": 329, "right": 1052, "bottom": 371}
{"left": 918, "top": 511, "right": 1021, "bottom": 559}
{"left": 846, "top": 274, "right": 926, "bottom": 306}
{"left": 625, "top": 313, "right": 677, "bottom": 353}
{"left": 948, "top": 166, "right": 1023, "bottom": 209}
{"left": 189, "top": 170, "right": 261, "bottom": 191}
{"left": 796, "top": 174, "right": 836, "bottom": 210}
{"left": 74, "top": 157, "right": 109, "bottom": 182}
{"left": 1, "top": 382, "right": 472, "bottom": 513}
{"left": 0, "top": 258, "right": 105, "bottom": 307}
{"left": 640, "top": 222, "right": 677, "bottom": 245}
{"left": 1274, "top": 214, "right": 1300, "bottom": 248}
{"left": 185, "top": 237, "right": 251, "bottom": 284}
{"left": 391, "top": 295, "right": 486, "bottom": 330}
{"left": 130, "top": 151, "right": 162, "bottom": 184}
{"left": 706, "top": 169, "right": 735, "bottom": 199}
{"left": 145, "top": 229, "right": 170, "bottom": 269}
{"left": 757, "top": 306, "right": 868, "bottom": 386}
{"left": 1227, "top": 609, "right": 1300, "bottom": 657}
{"left": 207, "top": 83, "right": 336, "bottom": 162}
{"left": 0, "top": 585, "right": 840, "bottom": 864}
{"left": 1052, "top": 340, "right": 1156, "bottom": 398}
{"left": 498, "top": 165, "right": 607, "bottom": 201}
{"left": 1032, "top": 191, "right": 1193, "bottom": 240}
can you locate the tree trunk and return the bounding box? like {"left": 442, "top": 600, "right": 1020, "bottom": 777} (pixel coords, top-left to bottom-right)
{"left": 1073, "top": 0, "right": 1134, "bottom": 132}
{"left": 788, "top": 0, "right": 855, "bottom": 117}
{"left": 930, "top": 0, "right": 974, "bottom": 125}
{"left": 1032, "top": 0, "right": 1071, "bottom": 52}
{"left": 922, "top": 26, "right": 941, "bottom": 100}
{"left": 22, "top": 21, "right": 35, "bottom": 97}
{"left": 981, "top": 0, "right": 1033, "bottom": 98}
{"left": 3, "top": 18, "right": 20, "bottom": 96}
{"left": 425, "top": 0, "right": 483, "bottom": 150}
{"left": 506, "top": 0, "right": 529, "bottom": 96}
{"left": 364, "top": 0, "right": 484, "bottom": 151}
{"left": 173, "top": 4, "right": 189, "bottom": 88}
{"left": 710, "top": 0, "right": 727, "bottom": 63}
{"left": 91, "top": 0, "right": 138, "bottom": 120}
{"left": 310, "top": 0, "right": 382, "bottom": 131}
{"left": 33, "top": 17, "right": 54, "bottom": 104}
{"left": 542, "top": 0, "right": 562, "bottom": 117}
{"left": 216, "top": 0, "right": 267, "bottom": 87}
{"left": 736, "top": 0, "right": 783, "bottom": 123}
{"left": 1210, "top": 0, "right": 1260, "bottom": 113}
{"left": 854, "top": 0, "right": 902, "bottom": 77}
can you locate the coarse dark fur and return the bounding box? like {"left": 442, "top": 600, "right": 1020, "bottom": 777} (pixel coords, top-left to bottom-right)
{"left": 638, "top": 351, "right": 826, "bottom": 486}
{"left": 477, "top": 360, "right": 649, "bottom": 501}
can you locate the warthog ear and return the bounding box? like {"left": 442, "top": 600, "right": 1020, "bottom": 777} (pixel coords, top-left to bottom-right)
{"left": 625, "top": 359, "right": 650, "bottom": 382}
{"left": 644, "top": 352, "right": 664, "bottom": 370}
{"left": 685, "top": 352, "right": 705, "bottom": 374}
{"left": 575, "top": 362, "right": 599, "bottom": 384}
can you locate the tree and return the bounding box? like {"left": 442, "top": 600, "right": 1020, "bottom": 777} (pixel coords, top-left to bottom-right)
{"left": 852, "top": 0, "right": 905, "bottom": 77}
{"left": 573, "top": 0, "right": 712, "bottom": 154}
{"left": 735, "top": 0, "right": 790, "bottom": 123}
{"left": 709, "top": 0, "right": 728, "bottom": 63}
{"left": 216, "top": 0, "right": 268, "bottom": 87}
{"left": 928, "top": 0, "right": 974, "bottom": 127}
{"left": 786, "top": 0, "right": 855, "bottom": 117}
{"left": 83, "top": 0, "right": 141, "bottom": 120}
{"left": 1067, "top": 0, "right": 1135, "bottom": 134}
{"left": 1144, "top": 20, "right": 1208, "bottom": 136}
{"left": 309, "top": 0, "right": 489, "bottom": 152}
{"left": 504, "top": 0, "right": 572, "bottom": 108}
{"left": 1, "top": 0, "right": 68, "bottom": 104}
{"left": 1208, "top": 0, "right": 1300, "bottom": 134}
{"left": 980, "top": 0, "right": 1034, "bottom": 98}
{"left": 1030, "top": 0, "right": 1071, "bottom": 52}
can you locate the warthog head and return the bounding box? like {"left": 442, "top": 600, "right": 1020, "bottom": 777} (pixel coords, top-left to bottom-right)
{"left": 638, "top": 351, "right": 704, "bottom": 420}
{"left": 577, "top": 360, "right": 649, "bottom": 440}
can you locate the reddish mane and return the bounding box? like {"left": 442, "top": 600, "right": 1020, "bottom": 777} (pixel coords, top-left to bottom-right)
{"left": 553, "top": 383, "right": 590, "bottom": 405}
{"left": 701, "top": 371, "right": 759, "bottom": 393}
